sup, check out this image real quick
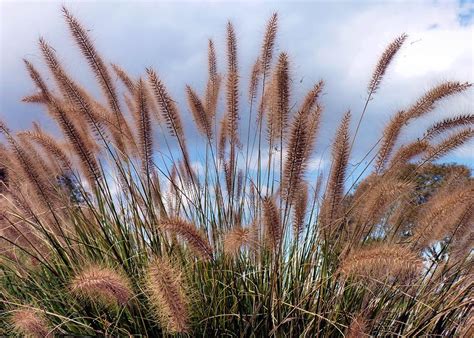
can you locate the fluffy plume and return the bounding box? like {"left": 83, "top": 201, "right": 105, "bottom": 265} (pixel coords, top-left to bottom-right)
{"left": 223, "top": 225, "right": 258, "bottom": 255}
{"left": 248, "top": 58, "right": 261, "bottom": 103}
{"left": 424, "top": 114, "right": 474, "bottom": 140}
{"left": 186, "top": 85, "right": 212, "bottom": 139}
{"left": 10, "top": 308, "right": 51, "bottom": 338}
{"left": 70, "top": 265, "right": 132, "bottom": 306}
{"left": 0, "top": 121, "right": 53, "bottom": 204}
{"left": 135, "top": 79, "right": 153, "bottom": 176}
{"left": 346, "top": 313, "right": 368, "bottom": 338}
{"left": 37, "top": 38, "right": 107, "bottom": 142}
{"left": 376, "top": 82, "right": 471, "bottom": 173}
{"left": 147, "top": 68, "right": 193, "bottom": 177}
{"left": 226, "top": 22, "right": 240, "bottom": 183}
{"left": 268, "top": 52, "right": 290, "bottom": 143}
{"left": 375, "top": 110, "right": 406, "bottom": 173}
{"left": 62, "top": 6, "right": 126, "bottom": 133}
{"left": 146, "top": 258, "right": 189, "bottom": 333}
{"left": 414, "top": 183, "right": 474, "bottom": 248}
{"left": 339, "top": 244, "right": 422, "bottom": 282}
{"left": 320, "top": 111, "right": 351, "bottom": 230}
{"left": 368, "top": 33, "right": 407, "bottom": 94}
{"left": 281, "top": 110, "right": 309, "bottom": 206}
{"left": 147, "top": 68, "right": 184, "bottom": 140}
{"left": 404, "top": 82, "right": 471, "bottom": 120}
{"left": 111, "top": 63, "right": 136, "bottom": 94}
{"left": 300, "top": 81, "right": 324, "bottom": 115}
{"left": 22, "top": 93, "right": 46, "bottom": 104}
{"left": 293, "top": 181, "right": 308, "bottom": 238}
{"left": 263, "top": 196, "right": 281, "bottom": 250}
{"left": 260, "top": 12, "right": 278, "bottom": 78}
{"left": 351, "top": 176, "right": 414, "bottom": 241}
{"left": 304, "top": 104, "right": 323, "bottom": 159}
{"left": 388, "top": 140, "right": 429, "bottom": 169}
{"left": 160, "top": 218, "right": 213, "bottom": 260}
{"left": 422, "top": 128, "right": 473, "bottom": 163}
{"left": 19, "top": 130, "right": 72, "bottom": 172}
{"left": 204, "top": 39, "right": 221, "bottom": 121}
{"left": 218, "top": 116, "right": 228, "bottom": 162}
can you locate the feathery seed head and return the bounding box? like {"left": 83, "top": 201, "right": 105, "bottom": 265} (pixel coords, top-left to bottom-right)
{"left": 70, "top": 265, "right": 132, "bottom": 306}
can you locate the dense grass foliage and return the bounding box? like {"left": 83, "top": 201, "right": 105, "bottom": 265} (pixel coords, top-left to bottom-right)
{"left": 1, "top": 7, "right": 473, "bottom": 337}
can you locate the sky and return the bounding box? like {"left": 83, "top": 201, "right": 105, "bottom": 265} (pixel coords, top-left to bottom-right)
{"left": 0, "top": 0, "right": 473, "bottom": 178}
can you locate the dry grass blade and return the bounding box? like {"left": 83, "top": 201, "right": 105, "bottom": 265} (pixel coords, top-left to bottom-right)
{"left": 70, "top": 265, "right": 132, "bottom": 306}
{"left": 146, "top": 258, "right": 189, "bottom": 333}
{"left": 161, "top": 218, "right": 213, "bottom": 260}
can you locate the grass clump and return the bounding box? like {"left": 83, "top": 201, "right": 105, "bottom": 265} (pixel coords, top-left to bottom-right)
{"left": 0, "top": 7, "right": 473, "bottom": 337}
